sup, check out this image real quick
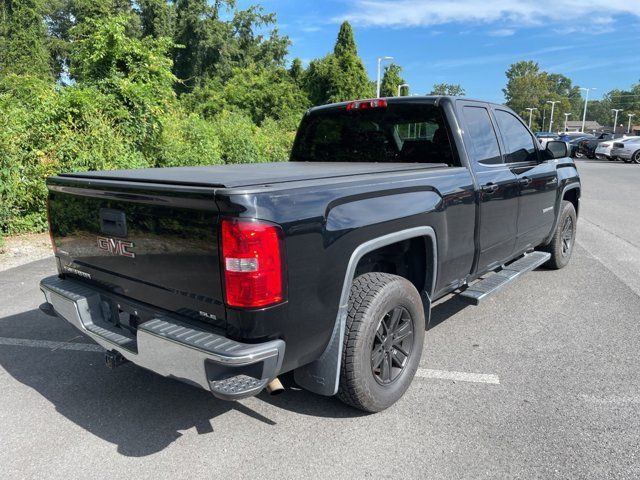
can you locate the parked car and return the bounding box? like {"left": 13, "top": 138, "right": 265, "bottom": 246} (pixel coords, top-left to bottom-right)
{"left": 568, "top": 135, "right": 595, "bottom": 158}
{"left": 40, "top": 96, "right": 580, "bottom": 413}
{"left": 577, "top": 133, "right": 616, "bottom": 159}
{"left": 611, "top": 138, "right": 640, "bottom": 163}
{"left": 558, "top": 132, "right": 589, "bottom": 142}
{"left": 596, "top": 136, "right": 640, "bottom": 160}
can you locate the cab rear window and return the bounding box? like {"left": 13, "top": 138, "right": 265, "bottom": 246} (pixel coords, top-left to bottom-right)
{"left": 290, "top": 103, "right": 457, "bottom": 166}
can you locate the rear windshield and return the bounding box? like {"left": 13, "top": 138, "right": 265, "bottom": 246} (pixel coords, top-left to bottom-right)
{"left": 290, "top": 103, "right": 457, "bottom": 166}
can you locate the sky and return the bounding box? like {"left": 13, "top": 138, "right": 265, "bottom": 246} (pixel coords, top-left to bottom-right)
{"left": 237, "top": 0, "right": 640, "bottom": 103}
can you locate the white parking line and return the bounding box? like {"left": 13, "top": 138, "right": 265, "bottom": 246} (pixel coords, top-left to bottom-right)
{"left": 415, "top": 368, "right": 500, "bottom": 385}
{"left": 0, "top": 337, "right": 103, "bottom": 353}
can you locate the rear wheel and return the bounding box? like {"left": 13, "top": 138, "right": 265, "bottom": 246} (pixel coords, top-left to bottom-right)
{"left": 541, "top": 200, "right": 577, "bottom": 270}
{"left": 338, "top": 273, "right": 425, "bottom": 413}
{"left": 633, "top": 150, "right": 640, "bottom": 164}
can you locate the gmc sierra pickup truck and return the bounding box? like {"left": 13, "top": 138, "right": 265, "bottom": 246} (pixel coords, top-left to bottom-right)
{"left": 40, "top": 96, "right": 580, "bottom": 412}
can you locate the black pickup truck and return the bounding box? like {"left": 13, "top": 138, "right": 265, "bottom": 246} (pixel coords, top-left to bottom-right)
{"left": 40, "top": 96, "right": 580, "bottom": 412}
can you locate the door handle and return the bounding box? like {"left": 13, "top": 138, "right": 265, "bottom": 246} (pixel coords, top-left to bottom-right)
{"left": 481, "top": 183, "right": 499, "bottom": 194}
{"left": 518, "top": 177, "right": 532, "bottom": 187}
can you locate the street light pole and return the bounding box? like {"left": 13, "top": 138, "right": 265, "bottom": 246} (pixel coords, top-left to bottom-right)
{"left": 526, "top": 107, "right": 537, "bottom": 129}
{"left": 628, "top": 114, "right": 636, "bottom": 134}
{"left": 547, "top": 101, "right": 560, "bottom": 133}
{"left": 611, "top": 109, "right": 623, "bottom": 134}
{"left": 580, "top": 87, "right": 596, "bottom": 132}
{"left": 542, "top": 106, "right": 547, "bottom": 131}
{"left": 564, "top": 112, "right": 571, "bottom": 132}
{"left": 376, "top": 56, "right": 393, "bottom": 98}
{"left": 397, "top": 83, "right": 410, "bottom": 96}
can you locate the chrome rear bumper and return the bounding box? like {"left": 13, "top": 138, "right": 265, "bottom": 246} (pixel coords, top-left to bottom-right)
{"left": 40, "top": 276, "right": 285, "bottom": 400}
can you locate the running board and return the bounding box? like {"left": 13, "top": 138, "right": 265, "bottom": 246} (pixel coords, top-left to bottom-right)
{"left": 460, "top": 251, "right": 551, "bottom": 305}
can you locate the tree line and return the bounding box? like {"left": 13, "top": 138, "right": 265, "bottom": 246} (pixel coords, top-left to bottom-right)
{"left": 503, "top": 60, "right": 640, "bottom": 132}
{"left": 0, "top": 0, "right": 637, "bottom": 240}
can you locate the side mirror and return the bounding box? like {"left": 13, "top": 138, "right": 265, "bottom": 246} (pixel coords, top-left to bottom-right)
{"left": 545, "top": 140, "right": 567, "bottom": 159}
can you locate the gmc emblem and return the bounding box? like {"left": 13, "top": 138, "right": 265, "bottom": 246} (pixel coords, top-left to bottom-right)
{"left": 97, "top": 237, "right": 136, "bottom": 258}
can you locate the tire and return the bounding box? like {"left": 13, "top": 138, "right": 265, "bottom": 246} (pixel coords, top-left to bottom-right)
{"left": 633, "top": 150, "right": 640, "bottom": 164}
{"left": 337, "top": 272, "right": 425, "bottom": 413}
{"left": 541, "top": 200, "right": 577, "bottom": 270}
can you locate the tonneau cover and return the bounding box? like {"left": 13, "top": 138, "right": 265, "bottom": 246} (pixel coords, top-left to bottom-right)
{"left": 59, "top": 162, "right": 445, "bottom": 188}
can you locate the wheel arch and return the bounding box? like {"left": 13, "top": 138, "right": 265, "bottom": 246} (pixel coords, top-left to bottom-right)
{"left": 542, "top": 182, "right": 580, "bottom": 246}
{"left": 563, "top": 185, "right": 580, "bottom": 217}
{"left": 294, "top": 226, "right": 437, "bottom": 396}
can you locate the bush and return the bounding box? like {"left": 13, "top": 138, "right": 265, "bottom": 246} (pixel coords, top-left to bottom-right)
{"left": 155, "top": 112, "right": 223, "bottom": 167}
{"left": 0, "top": 77, "right": 151, "bottom": 234}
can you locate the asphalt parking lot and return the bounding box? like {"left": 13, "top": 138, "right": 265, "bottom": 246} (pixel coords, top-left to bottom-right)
{"left": 1, "top": 160, "right": 639, "bottom": 479}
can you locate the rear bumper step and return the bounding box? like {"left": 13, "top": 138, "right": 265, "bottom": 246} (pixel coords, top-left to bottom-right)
{"left": 460, "top": 251, "right": 551, "bottom": 305}
{"left": 40, "top": 276, "right": 285, "bottom": 400}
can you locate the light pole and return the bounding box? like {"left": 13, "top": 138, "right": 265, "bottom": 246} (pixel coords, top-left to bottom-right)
{"left": 564, "top": 112, "right": 571, "bottom": 132}
{"left": 611, "top": 109, "right": 623, "bottom": 134}
{"left": 547, "top": 101, "right": 560, "bottom": 133}
{"left": 397, "top": 83, "right": 410, "bottom": 96}
{"left": 526, "top": 107, "right": 537, "bottom": 129}
{"left": 628, "top": 114, "right": 636, "bottom": 134}
{"left": 376, "top": 56, "right": 393, "bottom": 98}
{"left": 580, "top": 87, "right": 596, "bottom": 132}
{"left": 542, "top": 106, "right": 547, "bottom": 131}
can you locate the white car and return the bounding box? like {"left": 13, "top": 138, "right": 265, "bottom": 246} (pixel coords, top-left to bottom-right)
{"left": 596, "top": 136, "right": 640, "bottom": 160}
{"left": 610, "top": 138, "right": 640, "bottom": 164}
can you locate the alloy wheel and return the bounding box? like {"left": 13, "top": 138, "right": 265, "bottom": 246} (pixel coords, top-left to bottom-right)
{"left": 561, "top": 216, "right": 574, "bottom": 257}
{"left": 371, "top": 306, "right": 414, "bottom": 385}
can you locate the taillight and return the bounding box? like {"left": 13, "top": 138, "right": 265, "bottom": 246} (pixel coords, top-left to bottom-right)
{"left": 346, "top": 99, "right": 388, "bottom": 111}
{"left": 221, "top": 218, "right": 286, "bottom": 308}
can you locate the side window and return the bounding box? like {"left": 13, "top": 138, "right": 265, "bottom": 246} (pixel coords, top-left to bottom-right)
{"left": 494, "top": 110, "right": 538, "bottom": 163}
{"left": 462, "top": 106, "right": 502, "bottom": 165}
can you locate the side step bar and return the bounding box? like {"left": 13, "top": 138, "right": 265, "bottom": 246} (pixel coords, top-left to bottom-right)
{"left": 460, "top": 251, "right": 551, "bottom": 305}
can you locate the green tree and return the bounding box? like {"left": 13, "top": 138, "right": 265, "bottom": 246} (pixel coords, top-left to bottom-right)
{"left": 503, "top": 61, "right": 572, "bottom": 131}
{"left": 606, "top": 81, "right": 640, "bottom": 131}
{"left": 0, "top": 0, "right": 51, "bottom": 78}
{"left": 430, "top": 83, "right": 465, "bottom": 96}
{"left": 303, "top": 21, "right": 373, "bottom": 105}
{"left": 184, "top": 65, "right": 309, "bottom": 127}
{"left": 289, "top": 57, "right": 304, "bottom": 87}
{"left": 137, "top": 0, "right": 173, "bottom": 38}
{"left": 380, "top": 63, "right": 405, "bottom": 97}
{"left": 70, "top": 14, "right": 177, "bottom": 155}
{"left": 44, "top": 0, "right": 139, "bottom": 81}
{"left": 503, "top": 61, "right": 547, "bottom": 119}
{"left": 326, "top": 21, "right": 373, "bottom": 102}
{"left": 172, "top": 0, "right": 289, "bottom": 93}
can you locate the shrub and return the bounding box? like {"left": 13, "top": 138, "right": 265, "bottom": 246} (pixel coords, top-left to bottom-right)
{"left": 156, "top": 112, "right": 223, "bottom": 167}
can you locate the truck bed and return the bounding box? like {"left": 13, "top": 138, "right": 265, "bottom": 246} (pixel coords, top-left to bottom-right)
{"left": 59, "top": 162, "right": 446, "bottom": 188}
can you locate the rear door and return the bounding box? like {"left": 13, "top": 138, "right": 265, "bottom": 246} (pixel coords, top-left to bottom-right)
{"left": 460, "top": 103, "right": 519, "bottom": 272}
{"left": 492, "top": 108, "right": 558, "bottom": 252}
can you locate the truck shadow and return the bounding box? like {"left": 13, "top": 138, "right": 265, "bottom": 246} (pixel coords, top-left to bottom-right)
{"left": 0, "top": 309, "right": 362, "bottom": 457}
{"left": 428, "top": 294, "right": 469, "bottom": 330}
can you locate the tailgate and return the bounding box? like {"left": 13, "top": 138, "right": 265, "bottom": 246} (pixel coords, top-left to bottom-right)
{"left": 47, "top": 177, "right": 225, "bottom": 328}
